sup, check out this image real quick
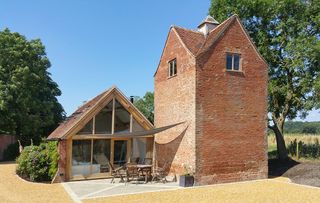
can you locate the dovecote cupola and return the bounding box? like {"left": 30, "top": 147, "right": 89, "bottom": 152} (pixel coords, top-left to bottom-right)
{"left": 197, "top": 15, "right": 220, "bottom": 35}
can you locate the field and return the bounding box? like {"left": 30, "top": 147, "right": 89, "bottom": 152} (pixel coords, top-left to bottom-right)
{"left": 268, "top": 133, "right": 320, "bottom": 159}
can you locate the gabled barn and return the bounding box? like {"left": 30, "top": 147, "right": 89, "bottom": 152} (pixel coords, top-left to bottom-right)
{"left": 48, "top": 86, "right": 155, "bottom": 181}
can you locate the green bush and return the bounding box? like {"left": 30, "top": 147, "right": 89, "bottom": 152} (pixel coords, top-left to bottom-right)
{"left": 16, "top": 141, "right": 59, "bottom": 182}
{"left": 47, "top": 141, "right": 59, "bottom": 180}
{"left": 3, "top": 142, "right": 19, "bottom": 161}
{"left": 288, "top": 139, "right": 320, "bottom": 159}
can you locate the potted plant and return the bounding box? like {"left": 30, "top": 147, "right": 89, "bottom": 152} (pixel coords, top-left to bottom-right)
{"left": 179, "top": 165, "right": 194, "bottom": 187}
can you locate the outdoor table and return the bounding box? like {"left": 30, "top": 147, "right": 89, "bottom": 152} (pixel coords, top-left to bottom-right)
{"left": 135, "top": 164, "right": 152, "bottom": 183}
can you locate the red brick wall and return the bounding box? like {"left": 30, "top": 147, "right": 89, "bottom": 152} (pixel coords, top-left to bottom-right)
{"left": 195, "top": 19, "right": 268, "bottom": 185}
{"left": 58, "top": 139, "right": 67, "bottom": 181}
{"left": 154, "top": 28, "right": 197, "bottom": 174}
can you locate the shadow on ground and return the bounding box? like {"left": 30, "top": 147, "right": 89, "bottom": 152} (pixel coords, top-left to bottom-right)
{"left": 268, "top": 158, "right": 300, "bottom": 177}
{"left": 269, "top": 158, "right": 320, "bottom": 187}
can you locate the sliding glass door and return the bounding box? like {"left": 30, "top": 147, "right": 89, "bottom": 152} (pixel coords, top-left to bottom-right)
{"left": 72, "top": 140, "right": 92, "bottom": 176}
{"left": 72, "top": 139, "right": 111, "bottom": 178}
{"left": 92, "top": 140, "right": 111, "bottom": 174}
{"left": 113, "top": 140, "right": 127, "bottom": 168}
{"left": 71, "top": 139, "right": 130, "bottom": 179}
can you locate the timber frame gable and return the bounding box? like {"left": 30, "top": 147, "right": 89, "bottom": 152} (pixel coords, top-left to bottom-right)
{"left": 48, "top": 86, "right": 153, "bottom": 140}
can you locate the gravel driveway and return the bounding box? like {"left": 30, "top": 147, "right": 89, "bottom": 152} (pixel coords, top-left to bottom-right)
{"left": 2, "top": 161, "right": 320, "bottom": 203}
{"left": 283, "top": 162, "right": 320, "bottom": 187}
{"left": 269, "top": 159, "right": 320, "bottom": 187}
{"left": 0, "top": 162, "right": 72, "bottom": 203}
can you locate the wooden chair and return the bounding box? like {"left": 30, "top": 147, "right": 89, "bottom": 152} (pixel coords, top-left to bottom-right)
{"left": 108, "top": 160, "right": 126, "bottom": 183}
{"left": 125, "top": 163, "right": 140, "bottom": 184}
{"left": 152, "top": 161, "right": 168, "bottom": 183}
{"left": 93, "top": 153, "right": 110, "bottom": 173}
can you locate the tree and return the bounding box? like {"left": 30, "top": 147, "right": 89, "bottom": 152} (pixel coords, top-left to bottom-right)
{"left": 0, "top": 28, "right": 65, "bottom": 145}
{"left": 302, "top": 125, "right": 317, "bottom": 134}
{"left": 210, "top": 0, "right": 320, "bottom": 159}
{"left": 133, "top": 92, "right": 154, "bottom": 124}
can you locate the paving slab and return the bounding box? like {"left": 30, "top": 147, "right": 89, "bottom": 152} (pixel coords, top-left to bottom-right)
{"left": 63, "top": 178, "right": 180, "bottom": 202}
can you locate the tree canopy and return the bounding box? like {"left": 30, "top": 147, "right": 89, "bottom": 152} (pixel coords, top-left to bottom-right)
{"left": 133, "top": 92, "right": 154, "bottom": 124}
{"left": 283, "top": 121, "right": 320, "bottom": 134}
{"left": 209, "top": 0, "right": 320, "bottom": 159}
{"left": 0, "top": 28, "right": 65, "bottom": 144}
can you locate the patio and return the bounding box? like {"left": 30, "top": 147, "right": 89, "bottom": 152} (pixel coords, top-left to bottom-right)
{"left": 63, "top": 178, "right": 180, "bottom": 202}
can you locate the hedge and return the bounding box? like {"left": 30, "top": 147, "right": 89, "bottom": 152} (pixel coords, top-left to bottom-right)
{"left": 288, "top": 139, "right": 320, "bottom": 159}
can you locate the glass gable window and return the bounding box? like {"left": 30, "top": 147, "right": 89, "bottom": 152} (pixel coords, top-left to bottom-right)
{"left": 114, "top": 99, "right": 130, "bottom": 133}
{"left": 76, "top": 98, "right": 147, "bottom": 135}
{"left": 168, "top": 59, "right": 177, "bottom": 77}
{"left": 77, "top": 119, "right": 93, "bottom": 134}
{"left": 132, "top": 117, "right": 144, "bottom": 132}
{"left": 226, "top": 53, "right": 241, "bottom": 71}
{"left": 95, "top": 101, "right": 113, "bottom": 134}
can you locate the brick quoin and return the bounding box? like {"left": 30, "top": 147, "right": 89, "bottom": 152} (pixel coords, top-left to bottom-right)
{"left": 154, "top": 15, "right": 268, "bottom": 185}
{"left": 154, "top": 28, "right": 197, "bottom": 175}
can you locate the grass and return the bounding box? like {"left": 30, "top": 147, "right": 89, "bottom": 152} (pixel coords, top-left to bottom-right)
{"left": 268, "top": 133, "right": 320, "bottom": 160}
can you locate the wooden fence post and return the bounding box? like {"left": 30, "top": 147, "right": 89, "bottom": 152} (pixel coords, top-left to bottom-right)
{"left": 296, "top": 141, "right": 299, "bottom": 159}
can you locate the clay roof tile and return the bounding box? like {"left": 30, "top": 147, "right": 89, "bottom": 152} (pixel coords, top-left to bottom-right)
{"left": 47, "top": 87, "right": 113, "bottom": 140}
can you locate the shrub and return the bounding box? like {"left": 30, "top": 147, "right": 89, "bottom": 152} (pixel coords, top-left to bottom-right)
{"left": 16, "top": 141, "right": 59, "bottom": 182}
{"left": 47, "top": 141, "right": 59, "bottom": 180}
{"left": 3, "top": 142, "right": 19, "bottom": 161}
{"left": 288, "top": 139, "right": 320, "bottom": 159}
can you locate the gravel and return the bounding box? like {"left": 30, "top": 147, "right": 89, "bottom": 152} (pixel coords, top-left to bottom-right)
{"left": 83, "top": 178, "right": 320, "bottom": 203}
{"left": 269, "top": 159, "right": 320, "bottom": 187}
{"left": 0, "top": 162, "right": 72, "bottom": 203}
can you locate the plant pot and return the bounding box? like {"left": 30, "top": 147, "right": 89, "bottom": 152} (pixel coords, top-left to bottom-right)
{"left": 179, "top": 175, "right": 194, "bottom": 187}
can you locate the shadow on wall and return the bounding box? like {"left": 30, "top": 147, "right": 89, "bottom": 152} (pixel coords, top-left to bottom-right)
{"left": 155, "top": 126, "right": 188, "bottom": 175}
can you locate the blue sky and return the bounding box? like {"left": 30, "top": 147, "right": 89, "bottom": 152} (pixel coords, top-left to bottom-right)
{"left": 0, "top": 1, "right": 319, "bottom": 121}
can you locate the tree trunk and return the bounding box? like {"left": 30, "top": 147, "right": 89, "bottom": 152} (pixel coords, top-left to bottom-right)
{"left": 273, "top": 125, "right": 288, "bottom": 160}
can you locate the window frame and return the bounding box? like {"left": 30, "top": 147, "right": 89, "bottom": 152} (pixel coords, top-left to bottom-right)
{"left": 226, "top": 52, "right": 242, "bottom": 72}
{"left": 76, "top": 98, "right": 138, "bottom": 136}
{"left": 168, "top": 58, "right": 177, "bottom": 78}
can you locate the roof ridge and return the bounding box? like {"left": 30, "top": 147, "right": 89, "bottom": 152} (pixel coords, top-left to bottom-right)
{"left": 172, "top": 27, "right": 197, "bottom": 57}
{"left": 74, "top": 87, "right": 112, "bottom": 112}
{"left": 196, "top": 15, "right": 237, "bottom": 56}
{"left": 207, "top": 15, "right": 232, "bottom": 35}
{"left": 172, "top": 25, "right": 204, "bottom": 35}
